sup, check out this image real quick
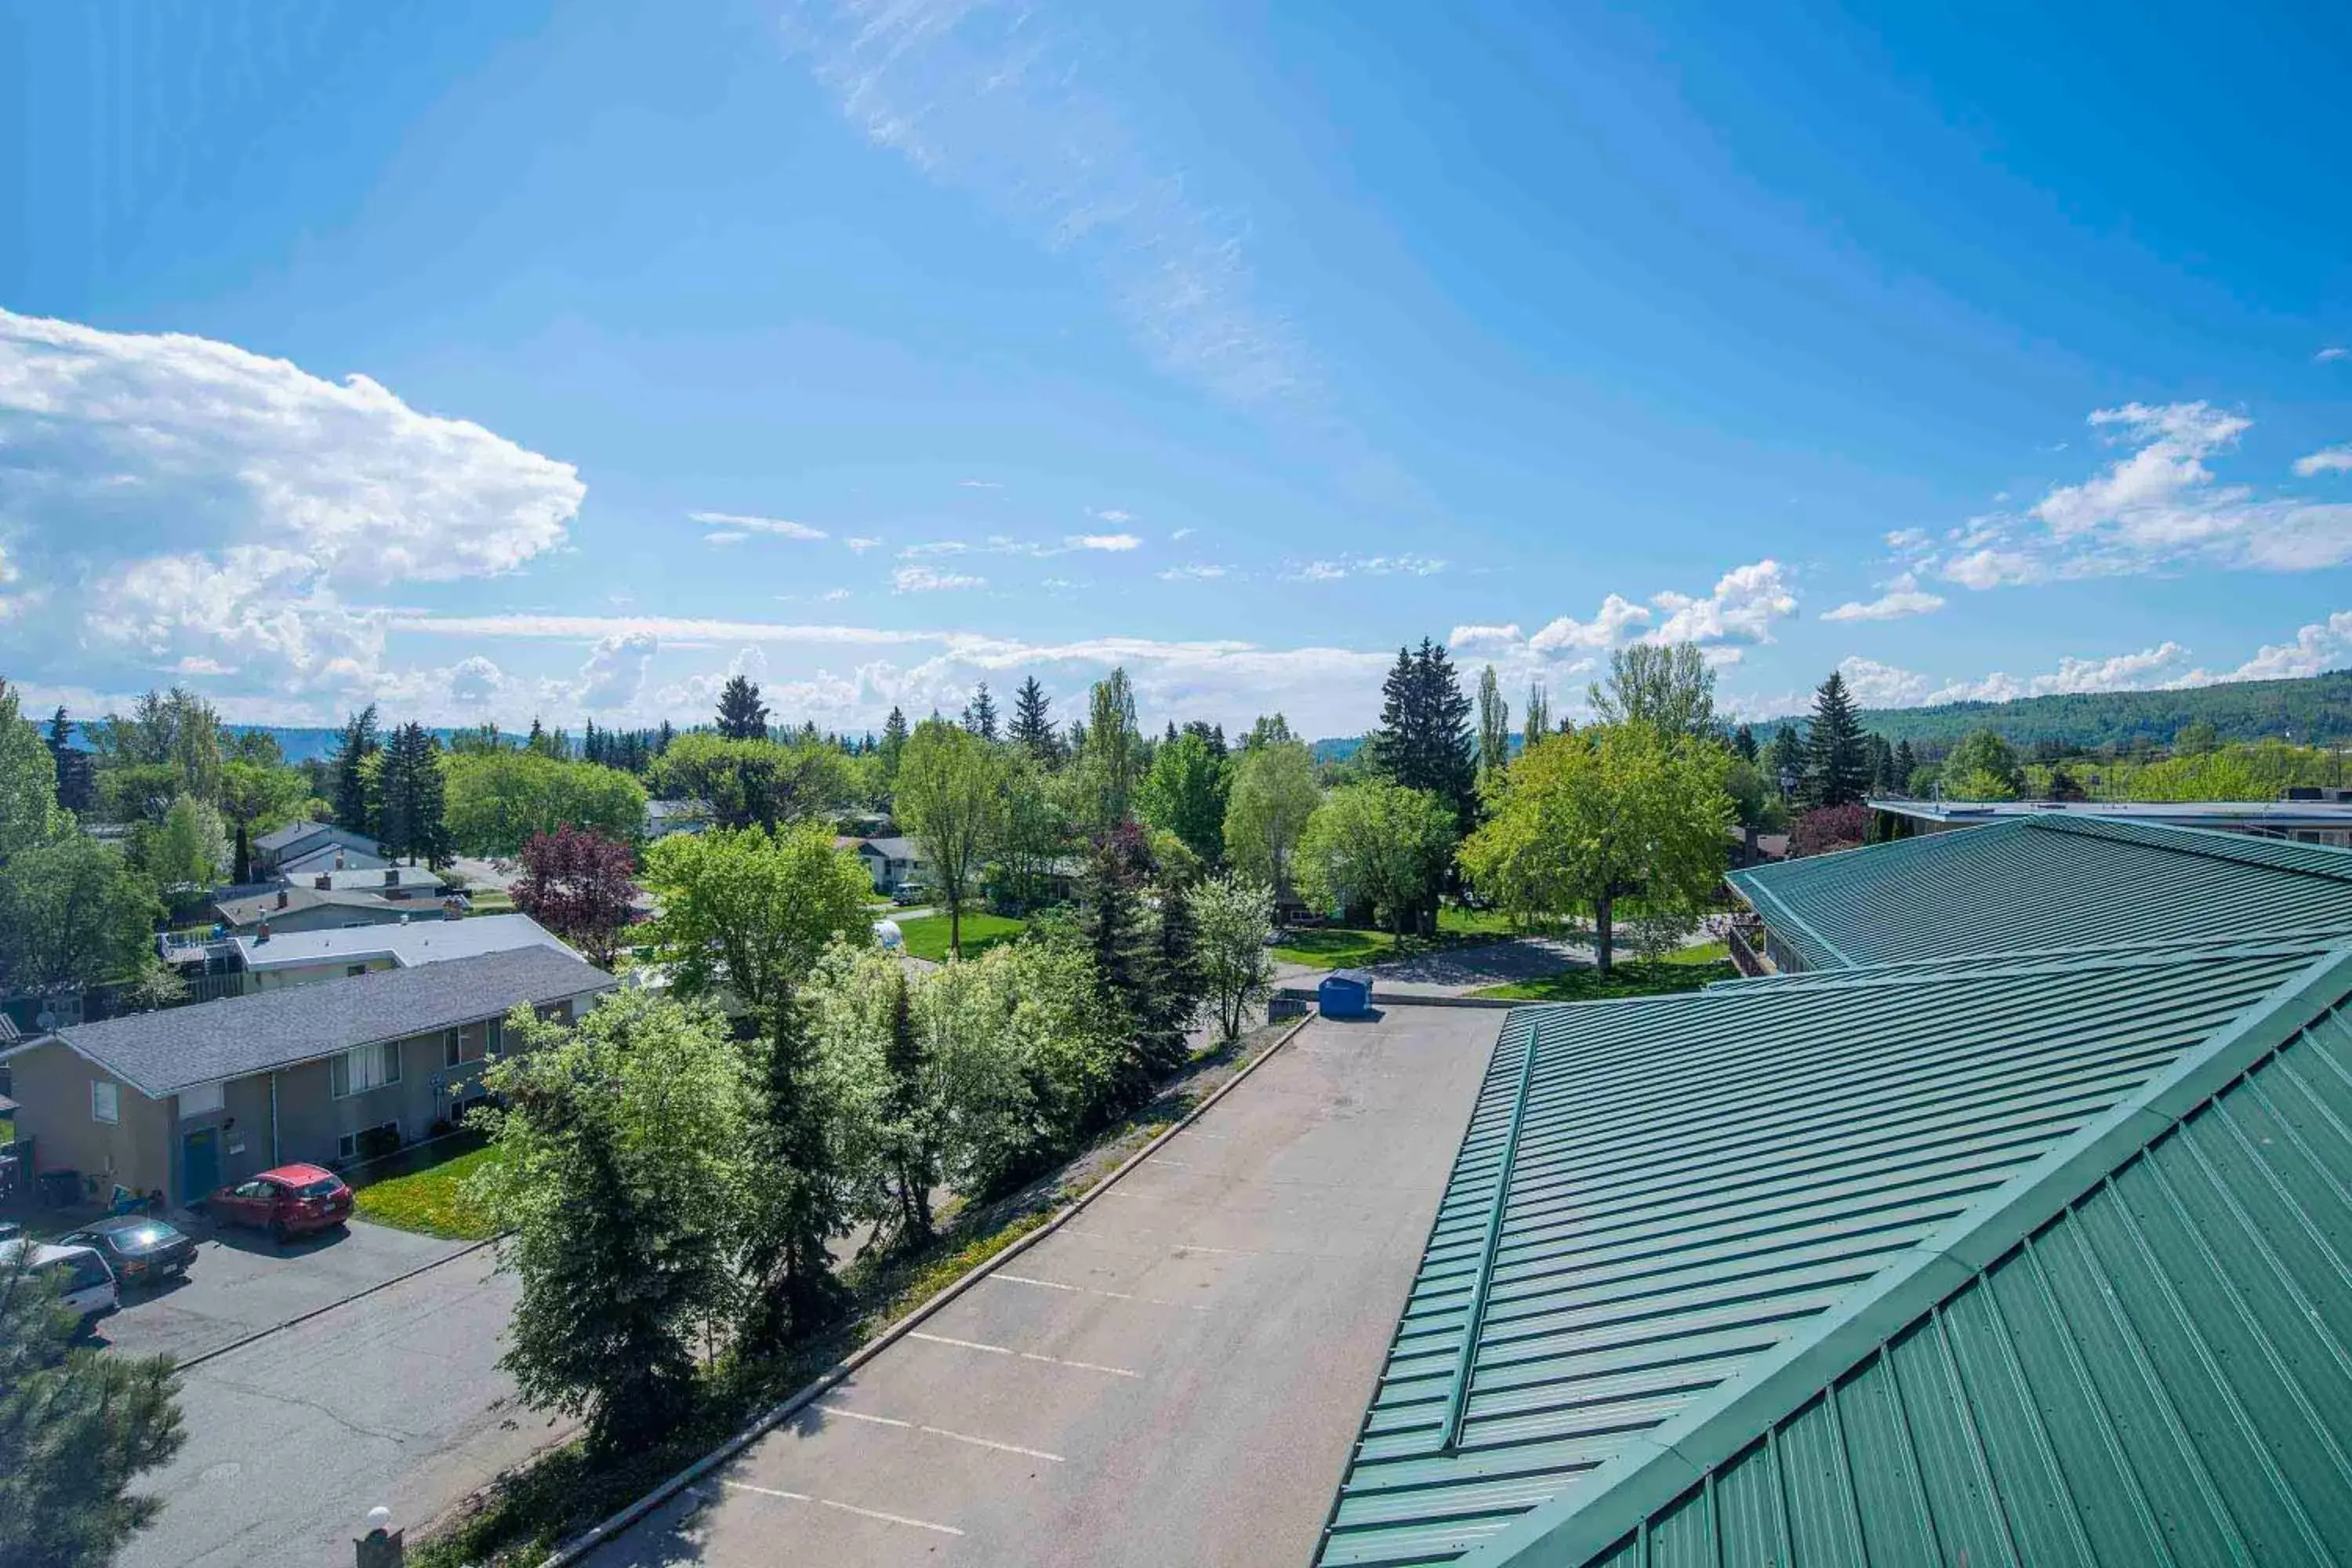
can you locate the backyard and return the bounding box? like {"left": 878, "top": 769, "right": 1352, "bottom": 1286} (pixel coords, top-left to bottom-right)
{"left": 348, "top": 1136, "right": 506, "bottom": 1240}
{"left": 1470, "top": 941, "right": 1735, "bottom": 1002}
{"left": 894, "top": 909, "right": 1027, "bottom": 962}
{"left": 1270, "top": 905, "right": 1567, "bottom": 969}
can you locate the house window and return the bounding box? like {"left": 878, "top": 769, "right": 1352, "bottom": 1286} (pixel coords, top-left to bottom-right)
{"left": 347, "top": 964, "right": 368, "bottom": 978}
{"left": 445, "top": 1024, "right": 486, "bottom": 1068}
{"left": 329, "top": 1041, "right": 402, "bottom": 1098}
{"left": 487, "top": 1018, "right": 504, "bottom": 1056}
{"left": 91, "top": 1080, "right": 120, "bottom": 1123}
{"left": 179, "top": 1080, "right": 225, "bottom": 1117}
{"left": 336, "top": 1120, "right": 401, "bottom": 1160}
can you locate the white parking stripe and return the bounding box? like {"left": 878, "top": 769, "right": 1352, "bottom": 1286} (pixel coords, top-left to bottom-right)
{"left": 815, "top": 1402, "right": 1067, "bottom": 1462}
{"left": 906, "top": 1329, "right": 1140, "bottom": 1377}
{"left": 713, "top": 1479, "right": 964, "bottom": 1537}
{"left": 992, "top": 1271, "right": 1211, "bottom": 1312}
{"left": 1058, "top": 1223, "right": 1260, "bottom": 1256}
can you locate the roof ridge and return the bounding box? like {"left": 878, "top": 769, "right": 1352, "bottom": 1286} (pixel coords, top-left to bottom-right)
{"left": 1450, "top": 942, "right": 2352, "bottom": 1568}
{"left": 1696, "top": 931, "right": 2346, "bottom": 990}
{"left": 2027, "top": 811, "right": 2352, "bottom": 882}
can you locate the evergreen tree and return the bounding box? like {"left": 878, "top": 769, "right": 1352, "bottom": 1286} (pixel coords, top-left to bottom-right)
{"left": 1475, "top": 664, "right": 1511, "bottom": 779}
{"left": 1893, "top": 738, "right": 1918, "bottom": 789}
{"left": 1802, "top": 673, "right": 1871, "bottom": 808}
{"left": 716, "top": 674, "right": 769, "bottom": 742}
{"left": 883, "top": 973, "right": 935, "bottom": 1242}
{"left": 330, "top": 705, "right": 380, "bottom": 839}
{"left": 1369, "top": 639, "right": 1476, "bottom": 829}
{"left": 1143, "top": 867, "right": 1203, "bottom": 1076}
{"left": 376, "top": 723, "right": 452, "bottom": 866}
{"left": 879, "top": 706, "right": 909, "bottom": 772}
{"left": 1733, "top": 722, "right": 1759, "bottom": 762}
{"left": 656, "top": 719, "right": 676, "bottom": 756}
{"left": 1079, "top": 826, "right": 1156, "bottom": 1109}
{"left": 1009, "top": 677, "right": 1057, "bottom": 764}
{"left": 960, "top": 682, "right": 1000, "bottom": 741}
{"left": 1767, "top": 723, "right": 1806, "bottom": 796}
{"left": 1869, "top": 733, "right": 1897, "bottom": 793}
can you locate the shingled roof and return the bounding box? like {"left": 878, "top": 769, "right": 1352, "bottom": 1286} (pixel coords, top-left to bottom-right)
{"left": 1316, "top": 937, "right": 2352, "bottom": 1566}
{"left": 1727, "top": 814, "right": 2352, "bottom": 971}
{"left": 47, "top": 946, "right": 616, "bottom": 1097}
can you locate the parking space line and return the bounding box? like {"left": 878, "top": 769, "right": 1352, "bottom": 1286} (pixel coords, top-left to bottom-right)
{"left": 906, "top": 1329, "right": 1140, "bottom": 1377}
{"left": 991, "top": 1272, "right": 1211, "bottom": 1313}
{"left": 1060, "top": 1223, "right": 1259, "bottom": 1256}
{"left": 815, "top": 1402, "right": 1067, "bottom": 1461}
{"left": 706, "top": 1479, "right": 964, "bottom": 1537}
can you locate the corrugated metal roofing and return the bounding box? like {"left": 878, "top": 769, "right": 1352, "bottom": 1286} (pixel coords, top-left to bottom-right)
{"left": 1726, "top": 815, "right": 2352, "bottom": 971}
{"left": 1502, "top": 949, "right": 2352, "bottom": 1568}
{"left": 1314, "top": 939, "right": 2350, "bottom": 1568}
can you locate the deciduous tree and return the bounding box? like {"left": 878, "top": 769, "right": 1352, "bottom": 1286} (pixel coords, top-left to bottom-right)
{"left": 1073, "top": 668, "right": 1142, "bottom": 830}
{"left": 1476, "top": 665, "right": 1511, "bottom": 779}
{"left": 895, "top": 720, "right": 1008, "bottom": 959}
{"left": 1189, "top": 872, "right": 1277, "bottom": 1041}
{"left": 649, "top": 733, "right": 851, "bottom": 833}
{"left": 0, "top": 680, "right": 67, "bottom": 862}
{"left": 1136, "top": 729, "right": 1229, "bottom": 867}
{"left": 1295, "top": 780, "right": 1458, "bottom": 936}
{"left": 445, "top": 750, "right": 648, "bottom": 856}
{"left": 0, "top": 838, "right": 162, "bottom": 993}
{"left": 513, "top": 826, "right": 640, "bottom": 967}
{"left": 1590, "top": 642, "right": 1718, "bottom": 741}
{"left": 1221, "top": 739, "right": 1320, "bottom": 903}
{"left": 641, "top": 822, "right": 873, "bottom": 1014}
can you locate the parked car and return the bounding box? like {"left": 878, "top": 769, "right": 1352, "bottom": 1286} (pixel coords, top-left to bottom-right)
{"left": 207, "top": 1163, "right": 354, "bottom": 1242}
{"left": 890, "top": 884, "right": 927, "bottom": 906}
{"left": 0, "top": 1218, "right": 21, "bottom": 1244}
{"left": 0, "top": 1237, "right": 119, "bottom": 1322}
{"left": 58, "top": 1215, "right": 197, "bottom": 1287}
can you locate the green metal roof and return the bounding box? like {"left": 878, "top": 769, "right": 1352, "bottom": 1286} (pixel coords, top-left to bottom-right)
{"left": 1314, "top": 938, "right": 2352, "bottom": 1567}
{"left": 1725, "top": 815, "right": 2352, "bottom": 971}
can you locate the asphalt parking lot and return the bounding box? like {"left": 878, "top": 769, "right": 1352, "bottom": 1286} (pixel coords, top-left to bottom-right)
{"left": 587, "top": 1005, "right": 1504, "bottom": 1568}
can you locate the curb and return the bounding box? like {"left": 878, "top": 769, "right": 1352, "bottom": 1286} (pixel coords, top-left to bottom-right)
{"left": 172, "top": 1231, "right": 505, "bottom": 1374}
{"left": 536, "top": 1009, "right": 1321, "bottom": 1568}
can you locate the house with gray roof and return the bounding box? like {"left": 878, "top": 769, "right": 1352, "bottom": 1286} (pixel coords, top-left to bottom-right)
{"left": 233, "top": 912, "right": 577, "bottom": 992}
{"left": 0, "top": 946, "right": 615, "bottom": 1210}
{"left": 254, "top": 820, "right": 385, "bottom": 878}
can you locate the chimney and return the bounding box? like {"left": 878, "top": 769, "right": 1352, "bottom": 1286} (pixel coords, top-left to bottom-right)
{"left": 334, "top": 850, "right": 347, "bottom": 870}
{"left": 256, "top": 920, "right": 270, "bottom": 943}
{"left": 314, "top": 873, "right": 332, "bottom": 891}
{"left": 383, "top": 868, "right": 399, "bottom": 887}
{"left": 277, "top": 887, "right": 291, "bottom": 909}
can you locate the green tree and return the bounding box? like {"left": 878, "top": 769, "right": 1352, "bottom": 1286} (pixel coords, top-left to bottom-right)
{"left": 2172, "top": 719, "right": 2220, "bottom": 757}
{"left": 88, "top": 688, "right": 225, "bottom": 807}
{"left": 1189, "top": 872, "right": 1277, "bottom": 1041}
{"left": 991, "top": 751, "right": 1074, "bottom": 913}
{"left": 1295, "top": 780, "right": 1458, "bottom": 936}
{"left": 469, "top": 991, "right": 745, "bottom": 1448}
{"left": 960, "top": 682, "right": 1000, "bottom": 742}
{"left": 1590, "top": 642, "right": 1719, "bottom": 742}
{"left": 1076, "top": 827, "right": 1159, "bottom": 1108}
{"left": 1242, "top": 713, "right": 1295, "bottom": 751}
{"left": 1008, "top": 677, "right": 1059, "bottom": 765}
{"left": 1766, "top": 723, "right": 1806, "bottom": 796}
{"left": 649, "top": 733, "right": 850, "bottom": 833}
{"left": 895, "top": 720, "right": 1008, "bottom": 959}
{"left": 878, "top": 705, "right": 910, "bottom": 787}
{"left": 1136, "top": 729, "right": 1229, "bottom": 867}
{"left": 1368, "top": 639, "right": 1476, "bottom": 834}
{"left": 376, "top": 723, "right": 452, "bottom": 866}
{"left": 1073, "top": 668, "right": 1142, "bottom": 829}
{"left": 220, "top": 760, "right": 313, "bottom": 880}
{"left": 716, "top": 673, "right": 769, "bottom": 741}
{"left": 0, "top": 838, "right": 161, "bottom": 990}
{"left": 141, "top": 793, "right": 228, "bottom": 891}
{"left": 1943, "top": 728, "right": 2025, "bottom": 799}
{"left": 0, "top": 1254, "right": 185, "bottom": 1568}
{"left": 1142, "top": 866, "right": 1203, "bottom": 1073}
{"left": 1221, "top": 739, "right": 1321, "bottom": 903}
{"left": 0, "top": 679, "right": 67, "bottom": 862}
{"left": 1475, "top": 664, "right": 1511, "bottom": 779}
{"left": 1893, "top": 739, "right": 1918, "bottom": 791}
{"left": 1457, "top": 724, "right": 1730, "bottom": 973}
{"left": 443, "top": 750, "right": 648, "bottom": 856}
{"left": 330, "top": 706, "right": 381, "bottom": 838}
{"left": 642, "top": 822, "right": 874, "bottom": 1014}
{"left": 1802, "top": 672, "right": 1871, "bottom": 808}
{"left": 1523, "top": 681, "right": 1552, "bottom": 752}
{"left": 1733, "top": 723, "right": 1759, "bottom": 762}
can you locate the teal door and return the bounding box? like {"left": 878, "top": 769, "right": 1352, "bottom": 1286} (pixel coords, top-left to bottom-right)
{"left": 182, "top": 1127, "right": 220, "bottom": 1205}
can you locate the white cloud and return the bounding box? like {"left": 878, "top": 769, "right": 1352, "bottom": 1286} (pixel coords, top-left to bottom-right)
{"left": 894, "top": 565, "right": 986, "bottom": 593}
{"left": 958, "top": 479, "right": 1002, "bottom": 489}
{"left": 576, "top": 630, "right": 658, "bottom": 710}
{"left": 690, "top": 511, "right": 826, "bottom": 541}
{"left": 1090, "top": 508, "right": 1136, "bottom": 524}
{"left": 1157, "top": 564, "right": 1229, "bottom": 582}
{"left": 845, "top": 536, "right": 882, "bottom": 553}
{"left": 1835, "top": 657, "right": 1935, "bottom": 708}
{"left": 785, "top": 0, "right": 1310, "bottom": 409}
{"left": 0, "top": 306, "right": 581, "bottom": 699}
{"left": 1171, "top": 527, "right": 1195, "bottom": 541}
{"left": 391, "top": 612, "right": 935, "bottom": 647}
{"left": 2216, "top": 611, "right": 2352, "bottom": 681}
{"left": 1821, "top": 572, "right": 1946, "bottom": 622}
{"left": 702, "top": 531, "right": 750, "bottom": 546}
{"left": 2319, "top": 347, "right": 2350, "bottom": 364}
{"left": 449, "top": 656, "right": 506, "bottom": 707}
{"left": 1943, "top": 547, "right": 2042, "bottom": 590}
{"left": 1448, "top": 623, "right": 1523, "bottom": 651}
{"left": 1283, "top": 554, "right": 1446, "bottom": 582}
{"left": 898, "top": 540, "right": 968, "bottom": 557}
{"left": 1072, "top": 533, "right": 1140, "bottom": 552}
{"left": 171, "top": 655, "right": 237, "bottom": 677}
{"left": 1885, "top": 528, "right": 1930, "bottom": 550}
{"left": 822, "top": 587, "right": 851, "bottom": 601}
{"left": 2294, "top": 445, "right": 2352, "bottom": 477}
{"left": 1649, "top": 559, "right": 1798, "bottom": 645}
{"left": 1836, "top": 641, "right": 2195, "bottom": 710}
{"left": 1528, "top": 595, "right": 1650, "bottom": 652}
{"left": 2034, "top": 402, "right": 2250, "bottom": 537}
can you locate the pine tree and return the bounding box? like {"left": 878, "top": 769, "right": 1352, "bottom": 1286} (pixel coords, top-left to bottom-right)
{"left": 1475, "top": 664, "right": 1511, "bottom": 779}
{"left": 1893, "top": 738, "right": 1918, "bottom": 790}
{"left": 1370, "top": 639, "right": 1476, "bottom": 826}
{"left": 1080, "top": 826, "right": 1156, "bottom": 1110}
{"left": 960, "top": 683, "right": 999, "bottom": 742}
{"left": 408, "top": 726, "right": 451, "bottom": 867}
{"left": 743, "top": 999, "right": 849, "bottom": 1346}
{"left": 879, "top": 706, "right": 909, "bottom": 780}
{"left": 1869, "top": 733, "right": 1897, "bottom": 793}
{"left": 331, "top": 705, "right": 380, "bottom": 838}
{"left": 1802, "top": 673, "right": 1871, "bottom": 808}
{"left": 1733, "top": 723, "right": 1759, "bottom": 762}
{"left": 1767, "top": 724, "right": 1806, "bottom": 796}
{"left": 884, "top": 974, "right": 935, "bottom": 1241}
{"left": 1144, "top": 869, "right": 1203, "bottom": 1076}
{"left": 716, "top": 674, "right": 768, "bottom": 741}
{"left": 1009, "top": 677, "right": 1056, "bottom": 763}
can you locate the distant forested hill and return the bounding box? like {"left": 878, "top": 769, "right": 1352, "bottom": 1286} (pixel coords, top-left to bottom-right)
{"left": 1749, "top": 670, "right": 2352, "bottom": 752}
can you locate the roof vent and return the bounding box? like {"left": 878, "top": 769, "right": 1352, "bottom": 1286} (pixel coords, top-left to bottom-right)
{"left": 314, "top": 873, "right": 332, "bottom": 890}
{"left": 384, "top": 868, "right": 399, "bottom": 887}
{"left": 277, "top": 887, "right": 290, "bottom": 909}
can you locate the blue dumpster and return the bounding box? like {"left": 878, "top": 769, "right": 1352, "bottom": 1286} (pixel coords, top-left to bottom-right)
{"left": 1319, "top": 968, "right": 1374, "bottom": 1018}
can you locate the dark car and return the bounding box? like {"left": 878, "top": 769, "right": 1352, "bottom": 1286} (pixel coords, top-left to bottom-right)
{"left": 58, "top": 1215, "right": 197, "bottom": 1287}
{"left": 208, "top": 1163, "right": 354, "bottom": 1242}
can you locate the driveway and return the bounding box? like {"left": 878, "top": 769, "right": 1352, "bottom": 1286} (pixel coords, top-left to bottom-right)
{"left": 96, "top": 1214, "right": 472, "bottom": 1365}
{"left": 118, "top": 1238, "right": 564, "bottom": 1568}
{"left": 585, "top": 1006, "right": 1504, "bottom": 1568}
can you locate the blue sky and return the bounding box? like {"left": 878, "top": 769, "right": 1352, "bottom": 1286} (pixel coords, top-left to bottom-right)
{"left": 2, "top": 0, "right": 2348, "bottom": 738}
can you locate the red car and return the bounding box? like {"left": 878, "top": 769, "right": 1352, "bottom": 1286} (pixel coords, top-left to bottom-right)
{"left": 208, "top": 1163, "right": 354, "bottom": 1242}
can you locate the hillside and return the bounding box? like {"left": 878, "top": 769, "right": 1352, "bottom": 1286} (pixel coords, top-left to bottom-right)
{"left": 1752, "top": 670, "right": 2352, "bottom": 752}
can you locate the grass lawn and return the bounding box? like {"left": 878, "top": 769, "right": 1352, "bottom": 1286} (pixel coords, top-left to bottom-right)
{"left": 895, "top": 910, "right": 1026, "bottom": 962}
{"left": 350, "top": 1138, "right": 506, "bottom": 1240}
{"left": 1272, "top": 906, "right": 1574, "bottom": 970}
{"left": 466, "top": 891, "right": 517, "bottom": 917}
{"left": 1472, "top": 941, "right": 1734, "bottom": 1003}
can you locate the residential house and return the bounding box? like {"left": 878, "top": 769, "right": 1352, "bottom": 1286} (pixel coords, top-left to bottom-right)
{"left": 1725, "top": 812, "right": 2352, "bottom": 974}
{"left": 846, "top": 835, "right": 927, "bottom": 895}
{"left": 1316, "top": 934, "right": 2352, "bottom": 1566}
{"left": 212, "top": 880, "right": 468, "bottom": 937}
{"left": 645, "top": 797, "right": 711, "bottom": 840}
{"left": 0, "top": 946, "right": 615, "bottom": 1209}
{"left": 234, "top": 913, "right": 577, "bottom": 993}
{"left": 253, "top": 820, "right": 384, "bottom": 878}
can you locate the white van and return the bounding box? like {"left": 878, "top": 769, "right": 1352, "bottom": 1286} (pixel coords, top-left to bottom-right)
{"left": 0, "top": 1238, "right": 120, "bottom": 1322}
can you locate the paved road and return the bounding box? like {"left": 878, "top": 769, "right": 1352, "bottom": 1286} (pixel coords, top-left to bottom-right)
{"left": 586, "top": 1006, "right": 1504, "bottom": 1568}
{"left": 118, "top": 1237, "right": 564, "bottom": 1568}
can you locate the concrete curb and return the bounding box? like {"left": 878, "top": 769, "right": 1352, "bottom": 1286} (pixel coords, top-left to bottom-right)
{"left": 172, "top": 1229, "right": 504, "bottom": 1373}
{"left": 536, "top": 1010, "right": 1321, "bottom": 1568}
{"left": 1275, "top": 986, "right": 1520, "bottom": 1011}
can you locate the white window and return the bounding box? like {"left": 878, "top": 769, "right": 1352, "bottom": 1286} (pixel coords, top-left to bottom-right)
{"left": 90, "top": 1080, "right": 119, "bottom": 1123}
{"left": 329, "top": 1041, "right": 402, "bottom": 1098}
{"left": 179, "top": 1080, "right": 224, "bottom": 1116}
